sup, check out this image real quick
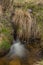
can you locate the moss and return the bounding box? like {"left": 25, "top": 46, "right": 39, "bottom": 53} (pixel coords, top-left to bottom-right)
{"left": 0, "top": 39, "right": 10, "bottom": 50}
{"left": 0, "top": 15, "right": 13, "bottom": 55}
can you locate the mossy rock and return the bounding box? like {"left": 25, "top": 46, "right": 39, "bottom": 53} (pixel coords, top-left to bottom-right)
{"left": 0, "top": 16, "right": 13, "bottom": 57}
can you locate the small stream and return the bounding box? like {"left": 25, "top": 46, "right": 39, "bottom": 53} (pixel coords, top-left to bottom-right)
{"left": 0, "top": 39, "right": 29, "bottom": 65}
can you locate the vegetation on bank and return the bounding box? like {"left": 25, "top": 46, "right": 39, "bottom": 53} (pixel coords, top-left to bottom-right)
{"left": 0, "top": 0, "right": 43, "bottom": 55}
{"left": 0, "top": 0, "right": 43, "bottom": 65}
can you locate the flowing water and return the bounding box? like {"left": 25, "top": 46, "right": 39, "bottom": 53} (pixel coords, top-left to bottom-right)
{"left": 0, "top": 39, "right": 43, "bottom": 65}
{"left": 0, "top": 39, "right": 29, "bottom": 65}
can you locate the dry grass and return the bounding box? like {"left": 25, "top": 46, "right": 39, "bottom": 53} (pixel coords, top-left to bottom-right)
{"left": 12, "top": 9, "right": 32, "bottom": 40}
{"left": 13, "top": 0, "right": 43, "bottom": 4}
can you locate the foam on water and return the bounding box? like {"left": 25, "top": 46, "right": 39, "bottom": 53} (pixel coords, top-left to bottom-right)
{"left": 7, "top": 39, "right": 27, "bottom": 58}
